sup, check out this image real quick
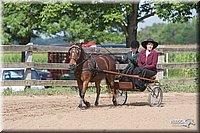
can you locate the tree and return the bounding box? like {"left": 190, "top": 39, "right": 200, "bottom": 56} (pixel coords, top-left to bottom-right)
{"left": 3, "top": 3, "right": 46, "bottom": 61}
{"left": 3, "top": 3, "right": 45, "bottom": 45}
{"left": 48, "top": 1, "right": 196, "bottom": 47}
{"left": 137, "top": 18, "right": 197, "bottom": 44}
{"left": 64, "top": 1, "right": 197, "bottom": 47}
{"left": 3, "top": 1, "right": 198, "bottom": 49}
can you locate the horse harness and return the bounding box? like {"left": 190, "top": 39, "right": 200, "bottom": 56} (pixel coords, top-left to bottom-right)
{"left": 75, "top": 53, "right": 100, "bottom": 79}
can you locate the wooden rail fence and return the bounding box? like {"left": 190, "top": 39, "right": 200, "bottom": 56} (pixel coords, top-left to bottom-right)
{"left": 0, "top": 44, "right": 198, "bottom": 87}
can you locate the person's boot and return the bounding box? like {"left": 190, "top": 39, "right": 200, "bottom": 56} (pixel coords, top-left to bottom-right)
{"left": 134, "top": 79, "right": 145, "bottom": 91}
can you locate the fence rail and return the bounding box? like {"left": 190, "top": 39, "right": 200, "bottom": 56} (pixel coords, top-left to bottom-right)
{"left": 0, "top": 44, "right": 198, "bottom": 87}
{"left": 1, "top": 62, "right": 198, "bottom": 70}
{"left": 1, "top": 44, "right": 198, "bottom": 53}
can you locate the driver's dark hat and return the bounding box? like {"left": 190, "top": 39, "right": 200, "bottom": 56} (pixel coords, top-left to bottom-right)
{"left": 141, "top": 38, "right": 158, "bottom": 49}
{"left": 131, "top": 40, "right": 140, "bottom": 48}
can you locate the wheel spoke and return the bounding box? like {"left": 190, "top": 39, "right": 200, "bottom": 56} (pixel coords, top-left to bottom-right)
{"left": 116, "top": 90, "right": 127, "bottom": 105}
{"left": 148, "top": 86, "right": 163, "bottom": 107}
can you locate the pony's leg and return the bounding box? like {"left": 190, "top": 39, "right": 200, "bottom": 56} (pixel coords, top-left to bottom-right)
{"left": 81, "top": 81, "right": 90, "bottom": 107}
{"left": 77, "top": 80, "right": 83, "bottom": 108}
{"left": 111, "top": 81, "right": 117, "bottom": 106}
{"left": 94, "top": 81, "right": 101, "bottom": 106}
{"left": 106, "top": 77, "right": 117, "bottom": 106}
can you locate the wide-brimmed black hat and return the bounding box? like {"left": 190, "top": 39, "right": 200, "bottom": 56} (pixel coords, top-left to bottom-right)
{"left": 141, "top": 38, "right": 158, "bottom": 49}
{"left": 131, "top": 40, "right": 140, "bottom": 48}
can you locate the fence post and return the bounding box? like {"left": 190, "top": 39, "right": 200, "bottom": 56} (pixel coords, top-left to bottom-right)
{"left": 166, "top": 52, "right": 169, "bottom": 78}
{"left": 157, "top": 52, "right": 164, "bottom": 80}
{"left": 25, "top": 43, "right": 33, "bottom": 88}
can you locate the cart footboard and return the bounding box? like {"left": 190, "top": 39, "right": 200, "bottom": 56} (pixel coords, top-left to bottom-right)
{"left": 114, "top": 82, "right": 134, "bottom": 91}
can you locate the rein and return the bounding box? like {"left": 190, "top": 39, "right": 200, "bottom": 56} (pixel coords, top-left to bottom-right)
{"left": 76, "top": 53, "right": 94, "bottom": 68}
{"left": 97, "top": 44, "right": 117, "bottom": 58}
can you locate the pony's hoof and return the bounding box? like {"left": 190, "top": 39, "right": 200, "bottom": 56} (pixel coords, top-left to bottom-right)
{"left": 112, "top": 97, "right": 117, "bottom": 106}
{"left": 85, "top": 102, "right": 91, "bottom": 107}
{"left": 95, "top": 102, "right": 98, "bottom": 106}
{"left": 78, "top": 104, "right": 82, "bottom": 108}
{"left": 113, "top": 100, "right": 117, "bottom": 106}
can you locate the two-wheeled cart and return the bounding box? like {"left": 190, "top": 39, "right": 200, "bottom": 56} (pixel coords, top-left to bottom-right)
{"left": 102, "top": 70, "right": 163, "bottom": 107}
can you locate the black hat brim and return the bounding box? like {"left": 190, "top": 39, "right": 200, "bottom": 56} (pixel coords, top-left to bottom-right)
{"left": 141, "top": 41, "right": 158, "bottom": 49}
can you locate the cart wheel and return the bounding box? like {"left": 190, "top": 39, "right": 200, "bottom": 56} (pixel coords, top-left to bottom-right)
{"left": 148, "top": 86, "right": 163, "bottom": 107}
{"left": 115, "top": 90, "right": 127, "bottom": 105}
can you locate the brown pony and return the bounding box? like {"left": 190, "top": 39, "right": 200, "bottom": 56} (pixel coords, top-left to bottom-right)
{"left": 68, "top": 44, "right": 117, "bottom": 108}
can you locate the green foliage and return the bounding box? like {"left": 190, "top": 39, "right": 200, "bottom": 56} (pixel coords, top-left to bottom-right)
{"left": 3, "top": 3, "right": 45, "bottom": 45}
{"left": 3, "top": 2, "right": 197, "bottom": 46}
{"left": 137, "top": 17, "right": 197, "bottom": 44}
{"left": 154, "top": 2, "right": 197, "bottom": 22}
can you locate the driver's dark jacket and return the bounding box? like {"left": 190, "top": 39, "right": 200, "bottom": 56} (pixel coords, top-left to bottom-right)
{"left": 121, "top": 51, "right": 139, "bottom": 70}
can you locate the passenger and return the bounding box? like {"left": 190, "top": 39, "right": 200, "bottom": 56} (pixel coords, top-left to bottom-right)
{"left": 119, "top": 40, "right": 140, "bottom": 81}
{"left": 133, "top": 38, "right": 159, "bottom": 91}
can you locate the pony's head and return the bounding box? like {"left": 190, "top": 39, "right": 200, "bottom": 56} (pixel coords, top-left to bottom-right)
{"left": 68, "top": 44, "right": 82, "bottom": 70}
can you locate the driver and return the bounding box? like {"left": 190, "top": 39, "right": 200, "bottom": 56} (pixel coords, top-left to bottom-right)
{"left": 119, "top": 40, "right": 140, "bottom": 81}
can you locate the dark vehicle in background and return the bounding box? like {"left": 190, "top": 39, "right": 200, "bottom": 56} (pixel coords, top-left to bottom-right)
{"left": 0, "top": 68, "right": 44, "bottom": 91}
{"left": 37, "top": 70, "right": 53, "bottom": 80}
{"left": 37, "top": 69, "right": 53, "bottom": 88}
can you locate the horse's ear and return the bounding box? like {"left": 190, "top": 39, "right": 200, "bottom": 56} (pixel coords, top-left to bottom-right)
{"left": 68, "top": 47, "right": 71, "bottom": 53}
{"left": 68, "top": 43, "right": 74, "bottom": 52}
{"left": 76, "top": 43, "right": 81, "bottom": 47}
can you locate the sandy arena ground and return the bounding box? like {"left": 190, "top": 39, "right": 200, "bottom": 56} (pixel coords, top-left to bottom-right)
{"left": 1, "top": 92, "right": 199, "bottom": 132}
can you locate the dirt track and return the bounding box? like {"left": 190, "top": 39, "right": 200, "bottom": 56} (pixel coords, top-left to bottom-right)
{"left": 2, "top": 92, "right": 198, "bottom": 132}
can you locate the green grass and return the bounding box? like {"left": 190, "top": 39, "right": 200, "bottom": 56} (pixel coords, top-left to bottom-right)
{"left": 168, "top": 53, "right": 198, "bottom": 63}
{"left": 160, "top": 83, "right": 198, "bottom": 93}
{"left": 166, "top": 53, "right": 198, "bottom": 79}
{"left": 2, "top": 82, "right": 198, "bottom": 96}
{"left": 2, "top": 86, "right": 78, "bottom": 96}
{"left": 167, "top": 68, "right": 198, "bottom": 79}
{"left": 2, "top": 85, "right": 112, "bottom": 96}
{"left": 1, "top": 53, "right": 21, "bottom": 62}
{"left": 1, "top": 53, "right": 48, "bottom": 63}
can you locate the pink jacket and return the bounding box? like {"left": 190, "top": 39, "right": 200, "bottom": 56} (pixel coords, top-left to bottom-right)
{"left": 138, "top": 49, "right": 158, "bottom": 72}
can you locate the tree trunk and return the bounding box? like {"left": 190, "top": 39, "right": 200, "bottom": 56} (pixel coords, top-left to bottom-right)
{"left": 126, "top": 3, "right": 139, "bottom": 48}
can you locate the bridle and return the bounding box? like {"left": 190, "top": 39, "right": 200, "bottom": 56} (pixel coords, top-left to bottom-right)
{"left": 69, "top": 45, "right": 92, "bottom": 68}
{"left": 68, "top": 45, "right": 82, "bottom": 62}
{"left": 68, "top": 44, "right": 100, "bottom": 78}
